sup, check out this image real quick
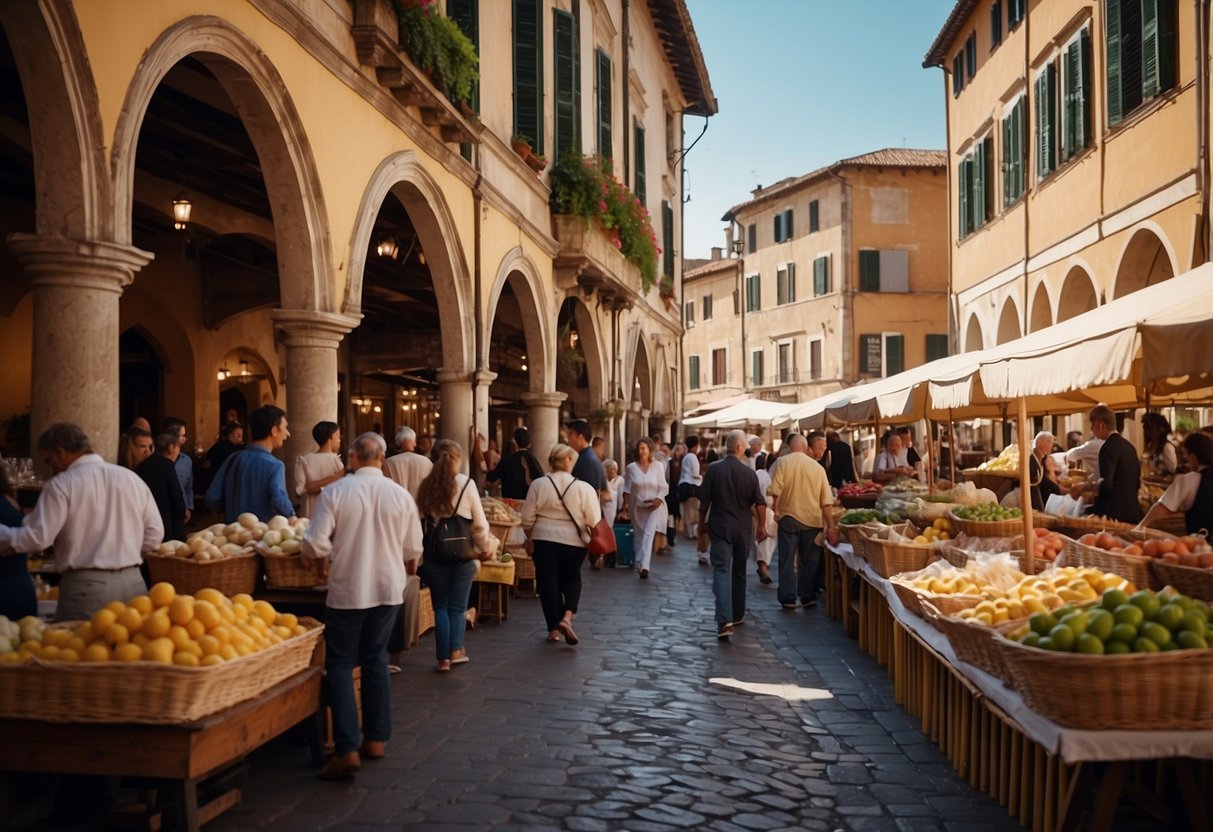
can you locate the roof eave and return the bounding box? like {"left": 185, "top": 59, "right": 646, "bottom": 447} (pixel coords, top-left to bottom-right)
{"left": 647, "top": 0, "right": 719, "bottom": 118}
{"left": 924, "top": 0, "right": 978, "bottom": 69}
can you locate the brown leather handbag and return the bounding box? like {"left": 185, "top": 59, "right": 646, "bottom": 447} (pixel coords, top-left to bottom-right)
{"left": 549, "top": 476, "right": 616, "bottom": 555}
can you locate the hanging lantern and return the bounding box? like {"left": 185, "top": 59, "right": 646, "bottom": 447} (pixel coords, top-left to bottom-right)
{"left": 376, "top": 234, "right": 398, "bottom": 259}
{"left": 172, "top": 192, "right": 192, "bottom": 230}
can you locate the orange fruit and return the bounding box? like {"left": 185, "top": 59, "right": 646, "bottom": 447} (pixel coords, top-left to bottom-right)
{"left": 169, "top": 595, "right": 195, "bottom": 626}
{"left": 142, "top": 637, "right": 174, "bottom": 664}
{"left": 116, "top": 607, "right": 144, "bottom": 634}
{"left": 185, "top": 619, "right": 207, "bottom": 640}
{"left": 148, "top": 582, "right": 176, "bottom": 608}
{"left": 167, "top": 625, "right": 192, "bottom": 651}
{"left": 104, "top": 600, "right": 127, "bottom": 616}
{"left": 82, "top": 643, "right": 110, "bottom": 662}
{"left": 200, "top": 654, "right": 224, "bottom": 667}
{"left": 114, "top": 643, "right": 143, "bottom": 662}
{"left": 143, "top": 607, "right": 172, "bottom": 638}
{"left": 173, "top": 651, "right": 200, "bottom": 667}
{"left": 104, "top": 623, "right": 130, "bottom": 646}
{"left": 194, "top": 600, "right": 222, "bottom": 631}
{"left": 128, "top": 595, "right": 154, "bottom": 616}
{"left": 90, "top": 608, "right": 117, "bottom": 635}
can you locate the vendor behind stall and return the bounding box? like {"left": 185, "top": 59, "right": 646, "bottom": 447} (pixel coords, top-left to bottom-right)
{"left": 0, "top": 423, "right": 163, "bottom": 621}
{"left": 1139, "top": 432, "right": 1213, "bottom": 534}
{"left": 873, "top": 432, "right": 915, "bottom": 484}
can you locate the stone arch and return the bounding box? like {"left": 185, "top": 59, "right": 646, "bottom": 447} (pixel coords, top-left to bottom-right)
{"left": 996, "top": 298, "right": 1021, "bottom": 345}
{"left": 110, "top": 16, "right": 332, "bottom": 311}
{"left": 346, "top": 151, "right": 472, "bottom": 372}
{"left": 485, "top": 247, "right": 551, "bottom": 394}
{"left": 220, "top": 344, "right": 279, "bottom": 401}
{"left": 1057, "top": 265, "right": 1098, "bottom": 322}
{"left": 1112, "top": 224, "right": 1176, "bottom": 299}
{"left": 628, "top": 331, "right": 653, "bottom": 410}
{"left": 1028, "top": 282, "right": 1052, "bottom": 332}
{"left": 557, "top": 296, "right": 607, "bottom": 408}
{"left": 964, "top": 313, "right": 984, "bottom": 352}
{"left": 0, "top": 1, "right": 108, "bottom": 240}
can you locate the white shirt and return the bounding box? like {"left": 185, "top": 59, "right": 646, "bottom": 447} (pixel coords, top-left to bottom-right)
{"left": 384, "top": 451, "right": 433, "bottom": 500}
{"left": 1160, "top": 470, "right": 1203, "bottom": 514}
{"left": 293, "top": 452, "right": 344, "bottom": 519}
{"left": 874, "top": 449, "right": 908, "bottom": 475}
{"left": 679, "top": 452, "right": 701, "bottom": 486}
{"left": 605, "top": 474, "right": 624, "bottom": 525}
{"left": 0, "top": 454, "right": 163, "bottom": 572}
{"left": 626, "top": 460, "right": 670, "bottom": 506}
{"left": 302, "top": 467, "right": 422, "bottom": 610}
{"left": 520, "top": 472, "right": 603, "bottom": 548}
{"left": 1066, "top": 438, "right": 1104, "bottom": 478}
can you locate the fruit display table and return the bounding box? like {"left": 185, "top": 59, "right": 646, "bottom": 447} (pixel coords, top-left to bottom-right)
{"left": 475, "top": 560, "right": 515, "bottom": 625}
{"left": 823, "top": 542, "right": 1213, "bottom": 831}
{"left": 0, "top": 665, "right": 323, "bottom": 832}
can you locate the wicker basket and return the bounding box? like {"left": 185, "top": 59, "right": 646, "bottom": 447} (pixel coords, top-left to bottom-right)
{"left": 996, "top": 637, "right": 1213, "bottom": 730}
{"left": 0, "top": 619, "right": 323, "bottom": 724}
{"left": 839, "top": 492, "right": 880, "bottom": 509}
{"left": 1056, "top": 538, "right": 1155, "bottom": 590}
{"left": 889, "top": 579, "right": 982, "bottom": 618}
{"left": 1039, "top": 513, "right": 1138, "bottom": 538}
{"left": 946, "top": 508, "right": 1040, "bottom": 538}
{"left": 145, "top": 551, "right": 260, "bottom": 596}
{"left": 840, "top": 521, "right": 878, "bottom": 551}
{"left": 487, "top": 520, "right": 520, "bottom": 555}
{"left": 1150, "top": 561, "right": 1213, "bottom": 601}
{"left": 260, "top": 549, "right": 323, "bottom": 589}
{"left": 862, "top": 534, "right": 940, "bottom": 579}
{"left": 418, "top": 587, "right": 434, "bottom": 634}
{"left": 922, "top": 600, "right": 1015, "bottom": 680}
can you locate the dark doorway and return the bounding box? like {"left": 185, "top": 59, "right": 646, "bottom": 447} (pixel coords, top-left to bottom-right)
{"left": 119, "top": 328, "right": 163, "bottom": 431}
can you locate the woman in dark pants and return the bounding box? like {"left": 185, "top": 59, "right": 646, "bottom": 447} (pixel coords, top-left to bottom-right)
{"left": 0, "top": 466, "right": 36, "bottom": 619}
{"left": 520, "top": 443, "right": 602, "bottom": 645}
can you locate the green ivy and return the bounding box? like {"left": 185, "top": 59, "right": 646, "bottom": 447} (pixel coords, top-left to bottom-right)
{"left": 393, "top": 0, "right": 479, "bottom": 107}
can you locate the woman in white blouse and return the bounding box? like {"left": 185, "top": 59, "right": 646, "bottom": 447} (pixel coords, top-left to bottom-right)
{"left": 294, "top": 421, "right": 345, "bottom": 518}
{"left": 622, "top": 437, "right": 668, "bottom": 579}
{"left": 752, "top": 454, "right": 776, "bottom": 584}
{"left": 603, "top": 459, "right": 623, "bottom": 525}
{"left": 521, "top": 443, "right": 601, "bottom": 645}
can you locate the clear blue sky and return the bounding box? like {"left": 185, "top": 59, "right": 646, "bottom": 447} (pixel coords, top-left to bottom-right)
{"left": 681, "top": 0, "right": 957, "bottom": 258}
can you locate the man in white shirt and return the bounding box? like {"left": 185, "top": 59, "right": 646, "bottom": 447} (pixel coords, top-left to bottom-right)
{"left": 0, "top": 423, "right": 162, "bottom": 621}
{"left": 679, "top": 435, "right": 703, "bottom": 537}
{"left": 384, "top": 426, "right": 433, "bottom": 500}
{"left": 303, "top": 432, "right": 423, "bottom": 780}
{"left": 1066, "top": 435, "right": 1104, "bottom": 479}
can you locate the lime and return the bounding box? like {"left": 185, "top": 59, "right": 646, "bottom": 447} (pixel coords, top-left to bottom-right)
{"left": 1141, "top": 621, "right": 1172, "bottom": 648}
{"left": 1133, "top": 637, "right": 1160, "bottom": 653}
{"left": 1036, "top": 636, "right": 1057, "bottom": 651}
{"left": 1060, "top": 612, "right": 1089, "bottom": 637}
{"left": 1019, "top": 632, "right": 1042, "bottom": 648}
{"left": 1049, "top": 624, "right": 1076, "bottom": 651}
{"left": 1029, "top": 612, "right": 1057, "bottom": 636}
{"left": 1105, "top": 641, "right": 1131, "bottom": 654}
{"left": 1156, "top": 603, "right": 1185, "bottom": 632}
{"left": 1086, "top": 609, "right": 1115, "bottom": 642}
{"left": 1101, "top": 588, "right": 1129, "bottom": 611}
{"left": 1075, "top": 633, "right": 1105, "bottom": 655}
{"left": 1111, "top": 622, "right": 1139, "bottom": 643}
{"left": 1129, "top": 591, "right": 1161, "bottom": 622}
{"left": 1181, "top": 613, "right": 1208, "bottom": 639}
{"left": 1053, "top": 605, "right": 1076, "bottom": 621}
{"left": 1188, "top": 604, "right": 1211, "bottom": 624}
{"left": 1177, "top": 630, "right": 1209, "bottom": 650}
{"left": 1114, "top": 604, "right": 1144, "bottom": 628}
{"left": 1160, "top": 641, "right": 1180, "bottom": 651}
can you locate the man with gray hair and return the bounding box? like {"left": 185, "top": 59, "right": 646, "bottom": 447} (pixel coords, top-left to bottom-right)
{"left": 0, "top": 422, "right": 162, "bottom": 621}
{"left": 767, "top": 434, "right": 838, "bottom": 611}
{"left": 304, "top": 432, "right": 423, "bottom": 780}
{"left": 697, "top": 430, "right": 767, "bottom": 638}
{"left": 385, "top": 425, "right": 432, "bottom": 500}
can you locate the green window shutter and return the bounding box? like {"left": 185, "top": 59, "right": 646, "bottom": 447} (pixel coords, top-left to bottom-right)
{"left": 1079, "top": 28, "right": 1092, "bottom": 149}
{"left": 1002, "top": 114, "right": 1012, "bottom": 207}
{"left": 512, "top": 0, "right": 543, "bottom": 154}
{"left": 983, "top": 135, "right": 993, "bottom": 219}
{"left": 809, "top": 200, "right": 819, "bottom": 232}
{"left": 634, "top": 124, "right": 646, "bottom": 204}
{"left": 1106, "top": 0, "right": 1123, "bottom": 125}
{"left": 813, "top": 256, "right": 828, "bottom": 295}
{"left": 1046, "top": 62, "right": 1057, "bottom": 173}
{"left": 689, "top": 355, "right": 700, "bottom": 390}
{"left": 596, "top": 49, "right": 612, "bottom": 159}
{"left": 1034, "top": 73, "right": 1045, "bottom": 177}
{"left": 772, "top": 214, "right": 781, "bottom": 243}
{"left": 662, "top": 200, "right": 674, "bottom": 281}
{"left": 885, "top": 334, "right": 905, "bottom": 376}
{"left": 926, "top": 333, "right": 950, "bottom": 362}
{"left": 1064, "top": 38, "right": 1079, "bottom": 160}
{"left": 784, "top": 209, "right": 793, "bottom": 239}
{"left": 971, "top": 147, "right": 982, "bottom": 230}
{"left": 1142, "top": 0, "right": 1160, "bottom": 99}
{"left": 747, "top": 223, "right": 756, "bottom": 253}
{"left": 752, "top": 351, "right": 762, "bottom": 385}
{"left": 859, "top": 250, "right": 881, "bottom": 291}
{"left": 966, "top": 33, "right": 976, "bottom": 80}
{"left": 991, "top": 2, "right": 1002, "bottom": 47}
{"left": 553, "top": 10, "right": 578, "bottom": 161}
{"left": 1015, "top": 96, "right": 1026, "bottom": 197}
{"left": 787, "top": 262, "right": 796, "bottom": 302}
{"left": 958, "top": 159, "right": 969, "bottom": 237}
{"left": 953, "top": 53, "right": 964, "bottom": 96}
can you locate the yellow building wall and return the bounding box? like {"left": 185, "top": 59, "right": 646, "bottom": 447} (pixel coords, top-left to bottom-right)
{"left": 682, "top": 264, "right": 741, "bottom": 401}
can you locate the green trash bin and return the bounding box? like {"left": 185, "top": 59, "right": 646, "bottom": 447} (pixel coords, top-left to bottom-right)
{"left": 613, "top": 523, "right": 635, "bottom": 567}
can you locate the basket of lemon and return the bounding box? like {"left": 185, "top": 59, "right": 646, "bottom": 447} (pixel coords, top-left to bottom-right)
{"left": 0, "top": 583, "right": 323, "bottom": 724}
{"left": 860, "top": 521, "right": 942, "bottom": 580}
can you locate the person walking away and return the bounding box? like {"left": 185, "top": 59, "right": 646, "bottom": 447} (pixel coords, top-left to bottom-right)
{"left": 294, "top": 421, "right": 345, "bottom": 518}
{"left": 621, "top": 437, "right": 668, "bottom": 579}
{"left": 767, "top": 435, "right": 839, "bottom": 611}
{"left": 137, "top": 429, "right": 188, "bottom": 543}
{"left": 566, "top": 420, "right": 608, "bottom": 567}
{"left": 825, "top": 430, "right": 856, "bottom": 488}
{"left": 302, "top": 432, "right": 422, "bottom": 780}
{"left": 753, "top": 454, "right": 776, "bottom": 584}
{"left": 384, "top": 426, "right": 433, "bottom": 501}
{"left": 1069, "top": 404, "right": 1142, "bottom": 523}
{"left": 162, "top": 418, "right": 195, "bottom": 525}
{"left": 0, "top": 465, "right": 36, "bottom": 619}
{"left": 665, "top": 443, "right": 684, "bottom": 544}
{"left": 679, "top": 437, "right": 703, "bottom": 542}
{"left": 0, "top": 423, "right": 162, "bottom": 621}
{"left": 697, "top": 431, "right": 767, "bottom": 638}
{"left": 205, "top": 405, "right": 295, "bottom": 522}
{"left": 520, "top": 443, "right": 601, "bottom": 644}
{"left": 415, "top": 439, "right": 497, "bottom": 671}
{"left": 486, "top": 427, "right": 543, "bottom": 500}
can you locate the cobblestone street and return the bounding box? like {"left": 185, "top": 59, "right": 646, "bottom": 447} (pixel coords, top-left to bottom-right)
{"left": 209, "top": 544, "right": 1018, "bottom": 832}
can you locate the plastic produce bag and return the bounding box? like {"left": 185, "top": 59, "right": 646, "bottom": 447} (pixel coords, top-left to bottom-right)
{"left": 1045, "top": 492, "right": 1086, "bottom": 518}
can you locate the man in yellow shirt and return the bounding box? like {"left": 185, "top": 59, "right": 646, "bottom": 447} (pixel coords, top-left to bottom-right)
{"left": 766, "top": 435, "right": 838, "bottom": 610}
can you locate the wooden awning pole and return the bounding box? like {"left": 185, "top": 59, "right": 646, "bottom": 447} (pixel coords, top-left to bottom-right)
{"left": 948, "top": 409, "right": 957, "bottom": 485}
{"left": 1018, "top": 395, "right": 1035, "bottom": 573}
{"left": 925, "top": 419, "right": 936, "bottom": 491}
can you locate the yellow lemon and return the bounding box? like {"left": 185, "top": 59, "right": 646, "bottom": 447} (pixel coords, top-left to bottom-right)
{"left": 82, "top": 643, "right": 110, "bottom": 662}
{"left": 232, "top": 593, "right": 255, "bottom": 611}
{"left": 148, "top": 582, "right": 176, "bottom": 609}
{"left": 167, "top": 625, "right": 192, "bottom": 651}
{"left": 185, "top": 618, "right": 207, "bottom": 640}
{"left": 105, "top": 623, "right": 130, "bottom": 646}
{"left": 194, "top": 600, "right": 222, "bottom": 631}
{"left": 200, "top": 654, "right": 224, "bottom": 666}
{"left": 272, "top": 625, "right": 292, "bottom": 640}
{"left": 194, "top": 588, "right": 226, "bottom": 608}
{"left": 275, "top": 613, "right": 298, "bottom": 629}
{"left": 104, "top": 600, "right": 127, "bottom": 617}
{"left": 252, "top": 600, "right": 277, "bottom": 626}
{"left": 219, "top": 604, "right": 236, "bottom": 624}
{"left": 90, "top": 608, "right": 117, "bottom": 635}
{"left": 132, "top": 633, "right": 150, "bottom": 648}
{"left": 210, "top": 625, "right": 231, "bottom": 647}
{"left": 116, "top": 607, "right": 144, "bottom": 634}
{"left": 58, "top": 648, "right": 80, "bottom": 663}
{"left": 198, "top": 635, "right": 221, "bottom": 656}
{"left": 219, "top": 644, "right": 239, "bottom": 661}
{"left": 913, "top": 535, "right": 930, "bottom": 545}
{"left": 169, "top": 596, "right": 195, "bottom": 626}
{"left": 128, "top": 595, "right": 154, "bottom": 616}
{"left": 37, "top": 645, "right": 61, "bottom": 661}
{"left": 142, "top": 637, "right": 174, "bottom": 664}
{"left": 144, "top": 607, "right": 171, "bottom": 638}
{"left": 291, "top": 624, "right": 308, "bottom": 637}
{"left": 173, "top": 651, "right": 200, "bottom": 667}
{"left": 114, "top": 643, "right": 143, "bottom": 662}
{"left": 73, "top": 622, "right": 95, "bottom": 642}
{"left": 65, "top": 636, "right": 86, "bottom": 653}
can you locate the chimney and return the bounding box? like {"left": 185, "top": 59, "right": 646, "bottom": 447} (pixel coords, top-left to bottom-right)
{"left": 710, "top": 246, "right": 722, "bottom": 261}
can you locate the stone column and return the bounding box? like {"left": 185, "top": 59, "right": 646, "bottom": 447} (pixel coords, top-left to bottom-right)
{"left": 272, "top": 310, "right": 358, "bottom": 487}
{"left": 650, "top": 413, "right": 674, "bottom": 443}
{"left": 8, "top": 234, "right": 153, "bottom": 464}
{"left": 472, "top": 369, "right": 497, "bottom": 439}
{"left": 436, "top": 368, "right": 474, "bottom": 449}
{"left": 520, "top": 391, "right": 567, "bottom": 469}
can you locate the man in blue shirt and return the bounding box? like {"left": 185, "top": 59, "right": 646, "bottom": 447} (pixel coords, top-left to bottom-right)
{"left": 162, "top": 417, "right": 194, "bottom": 524}
{"left": 206, "top": 405, "right": 295, "bottom": 521}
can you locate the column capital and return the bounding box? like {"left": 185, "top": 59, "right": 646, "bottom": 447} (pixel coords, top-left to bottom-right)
{"left": 272, "top": 309, "right": 361, "bottom": 349}
{"left": 520, "top": 391, "right": 568, "bottom": 409}
{"left": 436, "top": 367, "right": 472, "bottom": 385}
{"left": 473, "top": 369, "right": 497, "bottom": 386}
{"left": 7, "top": 233, "right": 154, "bottom": 293}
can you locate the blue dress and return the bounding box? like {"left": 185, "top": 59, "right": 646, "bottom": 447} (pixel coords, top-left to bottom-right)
{"left": 0, "top": 497, "right": 36, "bottom": 620}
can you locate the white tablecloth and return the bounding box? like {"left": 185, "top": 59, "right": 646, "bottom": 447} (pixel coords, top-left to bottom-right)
{"left": 828, "top": 543, "right": 1213, "bottom": 764}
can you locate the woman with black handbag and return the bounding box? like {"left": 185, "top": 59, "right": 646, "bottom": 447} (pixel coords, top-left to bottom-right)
{"left": 416, "top": 439, "right": 497, "bottom": 672}
{"left": 520, "top": 443, "right": 602, "bottom": 645}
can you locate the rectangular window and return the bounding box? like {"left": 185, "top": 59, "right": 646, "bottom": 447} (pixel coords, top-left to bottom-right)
{"left": 688, "top": 355, "right": 700, "bottom": 390}
{"left": 965, "top": 32, "right": 977, "bottom": 80}
{"left": 991, "top": 1, "right": 1002, "bottom": 47}
{"left": 683, "top": 300, "right": 694, "bottom": 327}
{"left": 809, "top": 339, "right": 823, "bottom": 381}
{"left": 859, "top": 249, "right": 880, "bottom": 291}
{"left": 711, "top": 348, "right": 727, "bottom": 386}
{"left": 813, "top": 255, "right": 830, "bottom": 296}
{"left": 448, "top": 0, "right": 479, "bottom": 118}
{"left": 732, "top": 288, "right": 739, "bottom": 315}
{"left": 703, "top": 294, "right": 713, "bottom": 320}
{"left": 1007, "top": 0, "right": 1025, "bottom": 28}
{"left": 512, "top": 0, "right": 543, "bottom": 154}
{"left": 633, "top": 123, "right": 646, "bottom": 204}
{"left": 1107, "top": 0, "right": 1178, "bottom": 126}
{"left": 958, "top": 156, "right": 970, "bottom": 238}
{"left": 860, "top": 334, "right": 882, "bottom": 375}
{"left": 746, "top": 223, "right": 757, "bottom": 253}
{"left": 745, "top": 274, "right": 761, "bottom": 312}
{"left": 595, "top": 48, "right": 612, "bottom": 159}
{"left": 885, "top": 333, "right": 905, "bottom": 376}
{"left": 926, "top": 333, "right": 950, "bottom": 362}
{"left": 1035, "top": 62, "right": 1058, "bottom": 179}
{"left": 952, "top": 52, "right": 965, "bottom": 97}
{"left": 553, "top": 9, "right": 580, "bottom": 162}
{"left": 662, "top": 200, "right": 674, "bottom": 282}
{"left": 776, "top": 263, "right": 796, "bottom": 305}
{"left": 969, "top": 134, "right": 993, "bottom": 230}
{"left": 1061, "top": 28, "right": 1092, "bottom": 162}
{"left": 751, "top": 349, "right": 764, "bottom": 386}
{"left": 809, "top": 199, "right": 820, "bottom": 233}
{"left": 772, "top": 209, "right": 793, "bottom": 243}
{"left": 777, "top": 341, "right": 794, "bottom": 384}
{"left": 1002, "top": 95, "right": 1026, "bottom": 206}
